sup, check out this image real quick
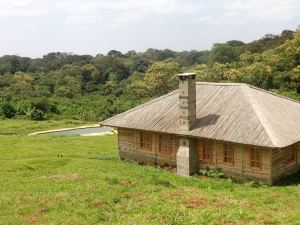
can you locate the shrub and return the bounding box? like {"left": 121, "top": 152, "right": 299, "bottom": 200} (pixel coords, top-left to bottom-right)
{"left": 26, "top": 98, "right": 59, "bottom": 120}
{"left": 244, "top": 181, "right": 267, "bottom": 188}
{"left": 0, "top": 101, "right": 16, "bottom": 118}
{"left": 199, "top": 167, "right": 225, "bottom": 178}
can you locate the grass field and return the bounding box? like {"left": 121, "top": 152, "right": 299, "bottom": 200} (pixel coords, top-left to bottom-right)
{"left": 1, "top": 120, "right": 300, "bottom": 225}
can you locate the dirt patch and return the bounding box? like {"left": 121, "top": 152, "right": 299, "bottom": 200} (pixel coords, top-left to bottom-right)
{"left": 38, "top": 195, "right": 50, "bottom": 203}
{"left": 120, "top": 179, "right": 132, "bottom": 187}
{"left": 26, "top": 215, "right": 38, "bottom": 224}
{"left": 184, "top": 197, "right": 208, "bottom": 208}
{"left": 256, "top": 212, "right": 274, "bottom": 225}
{"left": 86, "top": 198, "right": 107, "bottom": 208}
{"left": 239, "top": 200, "right": 254, "bottom": 210}
{"left": 0, "top": 132, "right": 16, "bottom": 135}
{"left": 132, "top": 191, "right": 149, "bottom": 203}
{"left": 38, "top": 206, "right": 49, "bottom": 213}
{"left": 55, "top": 192, "right": 70, "bottom": 202}
{"left": 162, "top": 189, "right": 183, "bottom": 198}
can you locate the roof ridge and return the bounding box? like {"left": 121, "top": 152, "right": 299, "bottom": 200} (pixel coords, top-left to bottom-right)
{"left": 247, "top": 85, "right": 300, "bottom": 104}
{"left": 241, "top": 85, "right": 278, "bottom": 147}
{"left": 196, "top": 82, "right": 300, "bottom": 104}
{"left": 196, "top": 82, "right": 245, "bottom": 86}
{"left": 100, "top": 89, "right": 179, "bottom": 124}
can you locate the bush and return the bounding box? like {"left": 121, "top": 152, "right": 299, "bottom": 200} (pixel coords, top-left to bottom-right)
{"left": 199, "top": 167, "right": 225, "bottom": 178}
{"left": 0, "top": 101, "right": 16, "bottom": 118}
{"left": 296, "top": 83, "right": 300, "bottom": 94}
{"left": 26, "top": 98, "right": 59, "bottom": 120}
{"left": 244, "top": 181, "right": 267, "bottom": 188}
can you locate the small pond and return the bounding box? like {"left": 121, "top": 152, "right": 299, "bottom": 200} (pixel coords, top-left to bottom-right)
{"left": 48, "top": 127, "right": 113, "bottom": 135}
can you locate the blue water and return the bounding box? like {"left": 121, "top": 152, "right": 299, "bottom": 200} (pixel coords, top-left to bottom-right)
{"left": 48, "top": 127, "right": 113, "bottom": 135}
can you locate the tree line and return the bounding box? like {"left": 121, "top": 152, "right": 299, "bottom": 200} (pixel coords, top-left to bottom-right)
{"left": 0, "top": 29, "right": 299, "bottom": 121}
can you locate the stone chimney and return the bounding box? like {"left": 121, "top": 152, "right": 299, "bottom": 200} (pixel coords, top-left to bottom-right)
{"left": 177, "top": 73, "right": 196, "bottom": 131}
{"left": 176, "top": 72, "right": 198, "bottom": 177}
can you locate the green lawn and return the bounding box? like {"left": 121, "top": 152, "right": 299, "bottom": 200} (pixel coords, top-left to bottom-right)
{"left": 0, "top": 120, "right": 300, "bottom": 225}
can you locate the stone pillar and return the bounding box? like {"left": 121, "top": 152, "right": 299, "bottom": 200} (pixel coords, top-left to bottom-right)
{"left": 177, "top": 137, "right": 199, "bottom": 176}
{"left": 176, "top": 73, "right": 198, "bottom": 176}
{"left": 177, "top": 73, "right": 196, "bottom": 131}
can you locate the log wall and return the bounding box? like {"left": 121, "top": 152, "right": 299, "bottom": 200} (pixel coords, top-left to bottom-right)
{"left": 271, "top": 142, "right": 300, "bottom": 181}
{"left": 117, "top": 128, "right": 179, "bottom": 167}
{"left": 117, "top": 128, "right": 300, "bottom": 184}
{"left": 197, "top": 140, "right": 272, "bottom": 184}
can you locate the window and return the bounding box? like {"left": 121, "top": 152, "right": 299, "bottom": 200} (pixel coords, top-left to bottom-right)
{"left": 250, "top": 148, "right": 261, "bottom": 168}
{"left": 159, "top": 134, "right": 172, "bottom": 154}
{"left": 286, "top": 147, "right": 296, "bottom": 164}
{"left": 224, "top": 144, "right": 234, "bottom": 164}
{"left": 197, "top": 140, "right": 212, "bottom": 162}
{"left": 140, "top": 132, "right": 152, "bottom": 151}
{"left": 203, "top": 141, "right": 212, "bottom": 161}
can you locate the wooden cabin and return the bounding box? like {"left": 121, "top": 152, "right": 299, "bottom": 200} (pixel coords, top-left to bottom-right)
{"left": 101, "top": 73, "right": 300, "bottom": 184}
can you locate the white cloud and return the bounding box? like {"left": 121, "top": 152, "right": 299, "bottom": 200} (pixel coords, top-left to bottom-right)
{"left": 221, "top": 0, "right": 300, "bottom": 22}
{"left": 64, "top": 15, "right": 103, "bottom": 25}
{"left": 1, "top": 0, "right": 299, "bottom": 26}
{"left": 0, "top": 0, "right": 49, "bottom": 16}
{"left": 191, "top": 0, "right": 300, "bottom": 26}
{"left": 192, "top": 16, "right": 214, "bottom": 23}
{"left": 54, "top": 0, "right": 201, "bottom": 27}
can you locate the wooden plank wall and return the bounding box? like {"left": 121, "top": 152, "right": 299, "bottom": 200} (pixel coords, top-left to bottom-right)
{"left": 118, "top": 128, "right": 136, "bottom": 153}
{"left": 118, "top": 128, "right": 291, "bottom": 183}
{"left": 118, "top": 128, "right": 179, "bottom": 166}
{"left": 198, "top": 139, "right": 272, "bottom": 182}
{"left": 272, "top": 142, "right": 300, "bottom": 181}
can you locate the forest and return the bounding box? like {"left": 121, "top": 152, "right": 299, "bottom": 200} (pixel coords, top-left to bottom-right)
{"left": 0, "top": 28, "right": 299, "bottom": 121}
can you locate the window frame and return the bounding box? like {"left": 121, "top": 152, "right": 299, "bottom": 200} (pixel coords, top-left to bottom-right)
{"left": 158, "top": 134, "right": 173, "bottom": 155}
{"left": 198, "top": 140, "right": 213, "bottom": 163}
{"left": 223, "top": 144, "right": 234, "bottom": 165}
{"left": 250, "top": 147, "right": 261, "bottom": 169}
{"left": 140, "top": 132, "right": 152, "bottom": 151}
{"left": 202, "top": 141, "right": 212, "bottom": 162}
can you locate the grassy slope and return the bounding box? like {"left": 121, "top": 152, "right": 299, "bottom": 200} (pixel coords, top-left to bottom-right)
{"left": 0, "top": 119, "right": 88, "bottom": 135}
{"left": 0, "top": 120, "right": 300, "bottom": 225}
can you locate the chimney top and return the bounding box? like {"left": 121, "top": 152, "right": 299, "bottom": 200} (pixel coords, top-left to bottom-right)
{"left": 177, "top": 73, "right": 196, "bottom": 80}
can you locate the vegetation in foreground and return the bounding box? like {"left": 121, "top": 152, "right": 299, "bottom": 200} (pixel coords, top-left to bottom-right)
{"left": 1, "top": 120, "right": 300, "bottom": 225}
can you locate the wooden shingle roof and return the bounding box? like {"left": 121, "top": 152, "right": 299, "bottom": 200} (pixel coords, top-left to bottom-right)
{"left": 100, "top": 82, "right": 300, "bottom": 148}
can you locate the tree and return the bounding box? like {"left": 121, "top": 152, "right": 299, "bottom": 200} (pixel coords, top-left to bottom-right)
{"left": 226, "top": 40, "right": 245, "bottom": 47}
{"left": 55, "top": 76, "right": 81, "bottom": 98}
{"left": 209, "top": 63, "right": 229, "bottom": 81}
{"left": 281, "top": 30, "right": 294, "bottom": 38}
{"left": 209, "top": 43, "right": 238, "bottom": 64}
{"left": 242, "top": 63, "right": 273, "bottom": 89}
{"left": 128, "top": 56, "right": 151, "bottom": 73}
{"left": 136, "top": 62, "right": 181, "bottom": 97}
{"left": 125, "top": 50, "right": 137, "bottom": 58}
{"left": 188, "top": 64, "right": 208, "bottom": 81}
{"left": 107, "top": 50, "right": 123, "bottom": 58}
{"left": 81, "top": 64, "right": 100, "bottom": 92}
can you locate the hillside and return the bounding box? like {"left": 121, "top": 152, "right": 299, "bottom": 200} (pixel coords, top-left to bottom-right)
{"left": 0, "top": 28, "right": 299, "bottom": 122}
{"left": 0, "top": 120, "right": 300, "bottom": 224}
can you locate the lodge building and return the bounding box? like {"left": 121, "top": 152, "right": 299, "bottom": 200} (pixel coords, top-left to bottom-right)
{"left": 101, "top": 73, "right": 300, "bottom": 184}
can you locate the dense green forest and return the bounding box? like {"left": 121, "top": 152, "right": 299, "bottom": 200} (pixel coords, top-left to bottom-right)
{"left": 0, "top": 29, "right": 299, "bottom": 121}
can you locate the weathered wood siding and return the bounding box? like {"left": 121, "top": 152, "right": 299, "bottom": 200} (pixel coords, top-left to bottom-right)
{"left": 197, "top": 139, "right": 272, "bottom": 183}
{"left": 118, "top": 128, "right": 275, "bottom": 183}
{"left": 118, "top": 128, "right": 179, "bottom": 167}
{"left": 272, "top": 142, "right": 300, "bottom": 181}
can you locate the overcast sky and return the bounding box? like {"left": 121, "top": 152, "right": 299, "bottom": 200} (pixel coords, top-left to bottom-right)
{"left": 0, "top": 0, "right": 299, "bottom": 58}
